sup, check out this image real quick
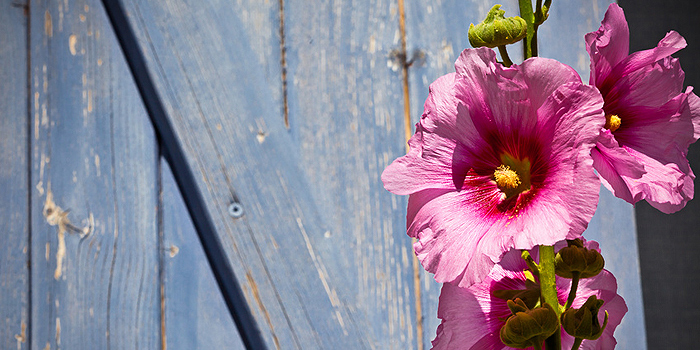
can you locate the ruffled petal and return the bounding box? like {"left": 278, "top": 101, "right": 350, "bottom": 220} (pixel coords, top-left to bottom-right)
{"left": 407, "top": 189, "right": 505, "bottom": 287}
{"left": 600, "top": 31, "right": 686, "bottom": 96}
{"left": 617, "top": 88, "right": 700, "bottom": 165}
{"left": 431, "top": 283, "right": 500, "bottom": 350}
{"left": 606, "top": 56, "right": 684, "bottom": 110}
{"left": 382, "top": 74, "right": 486, "bottom": 195}
{"left": 585, "top": 3, "right": 629, "bottom": 86}
{"left": 624, "top": 146, "right": 694, "bottom": 213}
{"left": 591, "top": 131, "right": 646, "bottom": 203}
{"left": 519, "top": 58, "right": 582, "bottom": 115}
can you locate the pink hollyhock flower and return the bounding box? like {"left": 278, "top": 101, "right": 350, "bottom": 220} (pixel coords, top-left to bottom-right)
{"left": 586, "top": 3, "right": 700, "bottom": 213}
{"left": 431, "top": 243, "right": 628, "bottom": 350}
{"left": 381, "top": 48, "right": 605, "bottom": 287}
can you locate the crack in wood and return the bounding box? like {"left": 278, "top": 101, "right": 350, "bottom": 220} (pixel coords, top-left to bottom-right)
{"left": 279, "top": 0, "right": 289, "bottom": 129}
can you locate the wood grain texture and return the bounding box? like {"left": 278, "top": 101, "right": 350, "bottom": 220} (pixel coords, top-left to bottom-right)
{"left": 284, "top": 0, "right": 424, "bottom": 348}
{"left": 160, "top": 159, "right": 246, "bottom": 350}
{"left": 118, "top": 0, "right": 375, "bottom": 347}
{"left": 0, "top": 2, "right": 30, "bottom": 349}
{"left": 404, "top": 1, "right": 646, "bottom": 348}
{"left": 29, "top": 0, "right": 160, "bottom": 348}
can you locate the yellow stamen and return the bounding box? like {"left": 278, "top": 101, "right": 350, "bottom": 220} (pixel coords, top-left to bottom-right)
{"left": 605, "top": 114, "right": 621, "bottom": 132}
{"left": 494, "top": 165, "right": 521, "bottom": 189}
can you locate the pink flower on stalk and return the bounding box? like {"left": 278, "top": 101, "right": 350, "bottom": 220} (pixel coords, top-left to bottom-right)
{"left": 586, "top": 3, "right": 700, "bottom": 213}
{"left": 381, "top": 48, "right": 605, "bottom": 287}
{"left": 431, "top": 243, "right": 628, "bottom": 350}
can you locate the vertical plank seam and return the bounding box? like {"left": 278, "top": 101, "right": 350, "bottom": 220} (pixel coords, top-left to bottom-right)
{"left": 25, "top": 1, "right": 33, "bottom": 349}
{"left": 397, "top": 0, "right": 424, "bottom": 349}
{"left": 278, "top": 0, "right": 289, "bottom": 129}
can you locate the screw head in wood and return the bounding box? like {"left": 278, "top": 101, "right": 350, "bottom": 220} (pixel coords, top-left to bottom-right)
{"left": 228, "top": 202, "right": 244, "bottom": 218}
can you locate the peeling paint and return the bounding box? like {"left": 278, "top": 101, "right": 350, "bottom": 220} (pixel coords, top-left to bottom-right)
{"left": 56, "top": 317, "right": 61, "bottom": 345}
{"left": 44, "top": 10, "right": 53, "bottom": 37}
{"left": 14, "top": 321, "right": 26, "bottom": 348}
{"left": 168, "top": 245, "right": 179, "bottom": 258}
{"left": 44, "top": 189, "right": 67, "bottom": 280}
{"left": 69, "top": 34, "right": 77, "bottom": 55}
{"left": 36, "top": 181, "right": 44, "bottom": 196}
{"left": 43, "top": 185, "right": 94, "bottom": 280}
{"left": 256, "top": 130, "right": 267, "bottom": 143}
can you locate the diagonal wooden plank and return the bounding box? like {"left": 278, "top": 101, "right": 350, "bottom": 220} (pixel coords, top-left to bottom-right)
{"left": 0, "top": 2, "right": 30, "bottom": 349}
{"left": 160, "top": 158, "right": 246, "bottom": 350}
{"left": 283, "top": 0, "right": 425, "bottom": 348}
{"left": 29, "top": 0, "right": 160, "bottom": 348}
{"left": 403, "top": 0, "right": 646, "bottom": 348}
{"left": 110, "top": 0, "right": 380, "bottom": 347}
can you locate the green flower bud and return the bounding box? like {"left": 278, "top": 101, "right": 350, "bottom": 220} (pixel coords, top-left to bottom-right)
{"left": 469, "top": 5, "right": 528, "bottom": 48}
{"left": 492, "top": 278, "right": 541, "bottom": 310}
{"left": 555, "top": 239, "right": 605, "bottom": 279}
{"left": 500, "top": 299, "right": 560, "bottom": 349}
{"left": 561, "top": 295, "right": 609, "bottom": 340}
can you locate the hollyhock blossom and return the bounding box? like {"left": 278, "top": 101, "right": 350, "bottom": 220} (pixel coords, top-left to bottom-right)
{"left": 431, "top": 243, "right": 627, "bottom": 350}
{"left": 586, "top": 3, "right": 700, "bottom": 213}
{"left": 381, "top": 48, "right": 605, "bottom": 287}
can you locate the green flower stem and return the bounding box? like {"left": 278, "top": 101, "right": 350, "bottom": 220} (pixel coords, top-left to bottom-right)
{"left": 518, "top": 0, "right": 536, "bottom": 58}
{"left": 539, "top": 245, "right": 559, "bottom": 315}
{"left": 540, "top": 245, "right": 561, "bottom": 350}
{"left": 498, "top": 45, "right": 513, "bottom": 67}
{"left": 571, "top": 338, "right": 583, "bottom": 350}
{"left": 565, "top": 272, "right": 581, "bottom": 310}
{"left": 534, "top": 341, "right": 544, "bottom": 350}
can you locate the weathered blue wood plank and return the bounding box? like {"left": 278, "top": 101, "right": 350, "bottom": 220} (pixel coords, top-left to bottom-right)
{"left": 404, "top": 0, "right": 647, "bottom": 348}
{"left": 116, "top": 0, "right": 375, "bottom": 347}
{"left": 0, "top": 1, "right": 30, "bottom": 349}
{"left": 284, "top": 1, "right": 423, "bottom": 348}
{"left": 161, "top": 158, "right": 246, "bottom": 350}
{"left": 29, "top": 0, "right": 160, "bottom": 348}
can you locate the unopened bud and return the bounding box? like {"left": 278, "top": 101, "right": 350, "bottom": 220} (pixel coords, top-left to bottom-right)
{"left": 561, "top": 295, "right": 609, "bottom": 340}
{"left": 500, "top": 299, "right": 560, "bottom": 349}
{"left": 469, "top": 5, "right": 527, "bottom": 48}
{"left": 555, "top": 239, "right": 605, "bottom": 279}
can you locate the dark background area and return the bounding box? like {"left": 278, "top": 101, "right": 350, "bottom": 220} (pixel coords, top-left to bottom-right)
{"left": 619, "top": 0, "right": 700, "bottom": 348}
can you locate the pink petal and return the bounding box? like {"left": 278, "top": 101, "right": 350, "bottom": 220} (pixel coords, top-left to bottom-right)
{"left": 600, "top": 30, "right": 686, "bottom": 94}
{"left": 585, "top": 3, "right": 629, "bottom": 86}
{"left": 624, "top": 146, "right": 694, "bottom": 213}
{"left": 591, "top": 131, "right": 646, "bottom": 203}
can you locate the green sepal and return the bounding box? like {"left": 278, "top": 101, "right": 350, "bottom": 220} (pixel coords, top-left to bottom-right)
{"left": 555, "top": 239, "right": 605, "bottom": 279}
{"left": 561, "top": 295, "right": 609, "bottom": 340}
{"left": 469, "top": 5, "right": 528, "bottom": 48}
{"left": 500, "top": 301, "right": 560, "bottom": 349}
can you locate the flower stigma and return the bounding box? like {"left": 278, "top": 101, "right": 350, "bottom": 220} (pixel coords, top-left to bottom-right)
{"left": 494, "top": 165, "right": 521, "bottom": 189}
{"left": 605, "top": 114, "right": 621, "bottom": 132}
{"left": 494, "top": 154, "right": 532, "bottom": 198}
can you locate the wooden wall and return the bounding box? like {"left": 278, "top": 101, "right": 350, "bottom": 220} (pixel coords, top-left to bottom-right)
{"left": 0, "top": 0, "right": 649, "bottom": 349}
